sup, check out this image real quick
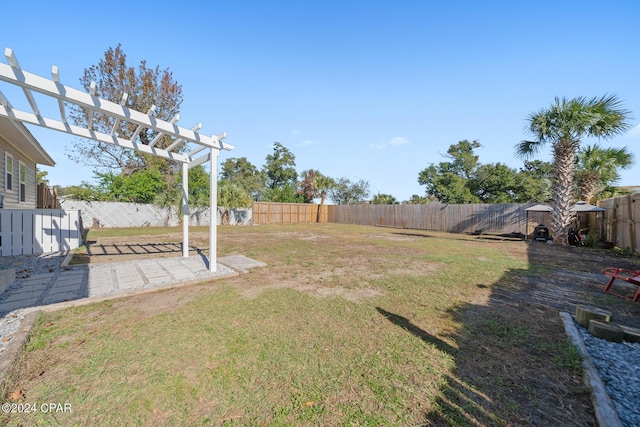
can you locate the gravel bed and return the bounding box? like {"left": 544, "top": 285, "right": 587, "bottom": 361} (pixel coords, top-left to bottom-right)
{"left": 0, "top": 253, "right": 68, "bottom": 356}
{"left": 0, "top": 308, "right": 26, "bottom": 356}
{"left": 576, "top": 323, "right": 640, "bottom": 427}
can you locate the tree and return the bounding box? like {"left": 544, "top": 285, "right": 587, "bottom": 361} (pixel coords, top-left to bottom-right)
{"left": 418, "top": 164, "right": 478, "bottom": 203}
{"left": 263, "top": 184, "right": 303, "bottom": 203}
{"left": 153, "top": 166, "right": 211, "bottom": 223}
{"left": 96, "top": 168, "right": 166, "bottom": 204}
{"left": 217, "top": 179, "right": 252, "bottom": 224}
{"left": 183, "top": 165, "right": 211, "bottom": 207}
{"left": 418, "top": 140, "right": 482, "bottom": 203}
{"left": 263, "top": 142, "right": 298, "bottom": 192}
{"left": 58, "top": 182, "right": 103, "bottom": 201}
{"left": 220, "top": 157, "right": 264, "bottom": 201}
{"left": 420, "top": 140, "right": 554, "bottom": 204}
{"left": 36, "top": 170, "right": 49, "bottom": 185}
{"left": 314, "top": 173, "right": 336, "bottom": 206}
{"left": 371, "top": 193, "right": 398, "bottom": 204}
{"left": 517, "top": 95, "right": 630, "bottom": 245}
{"left": 404, "top": 194, "right": 431, "bottom": 204}
{"left": 297, "top": 169, "right": 335, "bottom": 205}
{"left": 441, "top": 139, "right": 481, "bottom": 179}
{"left": 329, "top": 178, "right": 370, "bottom": 204}
{"left": 297, "top": 169, "right": 336, "bottom": 222}
{"left": 574, "top": 144, "right": 633, "bottom": 203}
{"left": 298, "top": 169, "right": 320, "bottom": 203}
{"left": 470, "top": 163, "right": 521, "bottom": 203}
{"left": 217, "top": 180, "right": 251, "bottom": 208}
{"left": 517, "top": 160, "right": 553, "bottom": 202}
{"left": 68, "top": 44, "right": 183, "bottom": 177}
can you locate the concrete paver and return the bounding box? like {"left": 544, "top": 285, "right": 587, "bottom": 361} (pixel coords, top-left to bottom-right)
{"left": 0, "top": 254, "right": 265, "bottom": 315}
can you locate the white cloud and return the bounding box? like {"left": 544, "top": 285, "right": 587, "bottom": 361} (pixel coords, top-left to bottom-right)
{"left": 300, "top": 139, "right": 314, "bottom": 146}
{"left": 389, "top": 136, "right": 409, "bottom": 146}
{"left": 628, "top": 124, "right": 640, "bottom": 138}
{"left": 370, "top": 136, "right": 409, "bottom": 150}
{"left": 369, "top": 141, "right": 388, "bottom": 150}
{"left": 291, "top": 129, "right": 301, "bottom": 136}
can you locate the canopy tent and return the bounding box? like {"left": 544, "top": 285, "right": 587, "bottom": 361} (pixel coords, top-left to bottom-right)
{"left": 524, "top": 204, "right": 552, "bottom": 240}
{"left": 570, "top": 201, "right": 606, "bottom": 241}
{"left": 0, "top": 48, "right": 233, "bottom": 271}
{"left": 524, "top": 202, "right": 607, "bottom": 242}
{"left": 525, "top": 204, "right": 552, "bottom": 212}
{"left": 569, "top": 201, "right": 605, "bottom": 212}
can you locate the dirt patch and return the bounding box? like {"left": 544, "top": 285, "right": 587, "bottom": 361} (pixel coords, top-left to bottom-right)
{"left": 112, "top": 286, "right": 203, "bottom": 317}
{"left": 242, "top": 281, "right": 384, "bottom": 302}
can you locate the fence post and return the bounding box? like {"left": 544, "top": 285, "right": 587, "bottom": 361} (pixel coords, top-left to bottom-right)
{"left": 627, "top": 195, "right": 636, "bottom": 253}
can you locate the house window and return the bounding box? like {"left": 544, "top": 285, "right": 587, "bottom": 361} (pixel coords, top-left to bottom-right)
{"left": 5, "top": 153, "right": 13, "bottom": 191}
{"left": 19, "top": 162, "right": 26, "bottom": 203}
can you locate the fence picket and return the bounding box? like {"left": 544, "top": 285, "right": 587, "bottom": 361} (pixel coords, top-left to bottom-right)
{"left": 0, "top": 209, "right": 82, "bottom": 256}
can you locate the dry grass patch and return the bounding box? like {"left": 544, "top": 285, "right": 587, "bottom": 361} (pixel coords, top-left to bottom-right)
{"left": 3, "top": 223, "right": 638, "bottom": 426}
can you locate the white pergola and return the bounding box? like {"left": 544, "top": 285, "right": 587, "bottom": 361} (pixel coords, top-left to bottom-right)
{"left": 0, "top": 48, "right": 233, "bottom": 272}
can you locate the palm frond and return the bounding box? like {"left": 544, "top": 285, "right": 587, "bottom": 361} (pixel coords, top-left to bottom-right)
{"left": 515, "top": 140, "right": 543, "bottom": 159}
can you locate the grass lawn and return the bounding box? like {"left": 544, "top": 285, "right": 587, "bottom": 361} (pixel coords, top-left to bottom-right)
{"left": 4, "top": 223, "right": 638, "bottom": 426}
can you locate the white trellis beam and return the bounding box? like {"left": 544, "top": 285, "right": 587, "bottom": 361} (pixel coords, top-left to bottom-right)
{"left": 86, "top": 82, "right": 97, "bottom": 130}
{"left": 149, "top": 113, "right": 179, "bottom": 147}
{"left": 166, "top": 122, "right": 202, "bottom": 152}
{"left": 51, "top": 66, "right": 67, "bottom": 124}
{"left": 0, "top": 47, "right": 235, "bottom": 271}
{"left": 0, "top": 50, "right": 234, "bottom": 154}
{"left": 0, "top": 102, "right": 189, "bottom": 163}
{"left": 110, "top": 93, "right": 128, "bottom": 136}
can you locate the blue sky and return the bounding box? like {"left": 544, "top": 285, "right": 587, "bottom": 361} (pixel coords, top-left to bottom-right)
{"left": 1, "top": 0, "right": 639, "bottom": 202}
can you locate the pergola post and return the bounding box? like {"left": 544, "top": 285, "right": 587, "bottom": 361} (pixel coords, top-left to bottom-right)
{"left": 182, "top": 162, "right": 189, "bottom": 257}
{"left": 209, "top": 147, "right": 219, "bottom": 272}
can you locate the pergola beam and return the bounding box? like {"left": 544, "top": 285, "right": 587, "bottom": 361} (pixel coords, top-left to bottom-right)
{"left": 86, "top": 82, "right": 97, "bottom": 130}
{"left": 166, "top": 122, "right": 201, "bottom": 152}
{"left": 51, "top": 66, "right": 67, "bottom": 124}
{"left": 0, "top": 103, "right": 189, "bottom": 163}
{"left": 148, "top": 113, "right": 178, "bottom": 147}
{"left": 0, "top": 54, "right": 234, "bottom": 152}
{"left": 189, "top": 151, "right": 211, "bottom": 169}
{"left": 0, "top": 47, "right": 233, "bottom": 272}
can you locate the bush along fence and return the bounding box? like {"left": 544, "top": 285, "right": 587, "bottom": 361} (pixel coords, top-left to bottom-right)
{"left": 59, "top": 200, "right": 252, "bottom": 228}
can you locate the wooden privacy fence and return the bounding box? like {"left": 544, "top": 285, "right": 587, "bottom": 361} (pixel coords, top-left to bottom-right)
{"left": 327, "top": 203, "right": 548, "bottom": 236}
{"left": 37, "top": 183, "right": 58, "bottom": 209}
{"left": 0, "top": 209, "right": 83, "bottom": 256}
{"left": 253, "top": 202, "right": 328, "bottom": 224}
{"left": 599, "top": 194, "right": 640, "bottom": 253}
{"left": 252, "top": 198, "right": 640, "bottom": 251}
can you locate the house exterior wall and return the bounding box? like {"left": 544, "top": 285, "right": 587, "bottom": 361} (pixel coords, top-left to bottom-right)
{"left": 0, "top": 135, "right": 38, "bottom": 209}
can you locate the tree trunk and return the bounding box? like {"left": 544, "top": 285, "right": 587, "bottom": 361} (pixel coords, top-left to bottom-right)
{"left": 577, "top": 172, "right": 599, "bottom": 204}
{"left": 316, "top": 193, "right": 327, "bottom": 223}
{"left": 551, "top": 140, "right": 577, "bottom": 245}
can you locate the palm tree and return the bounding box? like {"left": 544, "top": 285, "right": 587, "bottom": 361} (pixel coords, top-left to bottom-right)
{"left": 314, "top": 173, "right": 335, "bottom": 222}
{"left": 371, "top": 193, "right": 398, "bottom": 204}
{"left": 218, "top": 180, "right": 251, "bottom": 225}
{"left": 575, "top": 144, "right": 634, "bottom": 203}
{"left": 516, "top": 95, "right": 630, "bottom": 245}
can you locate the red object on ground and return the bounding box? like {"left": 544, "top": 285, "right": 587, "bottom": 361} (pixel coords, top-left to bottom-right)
{"left": 602, "top": 267, "right": 640, "bottom": 302}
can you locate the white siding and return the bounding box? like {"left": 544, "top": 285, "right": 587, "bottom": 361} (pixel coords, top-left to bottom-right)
{"left": 0, "top": 142, "right": 37, "bottom": 209}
